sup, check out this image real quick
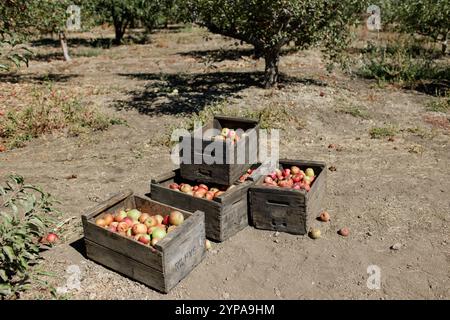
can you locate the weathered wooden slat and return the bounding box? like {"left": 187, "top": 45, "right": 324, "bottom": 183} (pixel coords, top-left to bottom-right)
{"left": 160, "top": 211, "right": 206, "bottom": 291}
{"left": 85, "top": 240, "right": 167, "bottom": 293}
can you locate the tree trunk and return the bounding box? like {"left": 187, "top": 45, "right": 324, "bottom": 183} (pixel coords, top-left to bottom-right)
{"left": 113, "top": 22, "right": 125, "bottom": 45}
{"left": 59, "top": 32, "right": 71, "bottom": 62}
{"left": 442, "top": 33, "right": 448, "bottom": 55}
{"left": 264, "top": 49, "right": 280, "bottom": 88}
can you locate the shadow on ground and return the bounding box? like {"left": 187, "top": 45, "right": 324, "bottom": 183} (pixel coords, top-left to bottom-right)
{"left": 179, "top": 46, "right": 299, "bottom": 63}
{"left": 0, "top": 73, "right": 79, "bottom": 84}
{"left": 69, "top": 237, "right": 87, "bottom": 259}
{"left": 115, "top": 71, "right": 326, "bottom": 116}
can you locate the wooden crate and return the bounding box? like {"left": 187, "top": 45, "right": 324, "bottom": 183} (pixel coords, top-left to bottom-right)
{"left": 150, "top": 167, "right": 257, "bottom": 242}
{"left": 82, "top": 190, "right": 206, "bottom": 293}
{"left": 179, "top": 115, "right": 260, "bottom": 186}
{"left": 248, "top": 159, "right": 327, "bottom": 235}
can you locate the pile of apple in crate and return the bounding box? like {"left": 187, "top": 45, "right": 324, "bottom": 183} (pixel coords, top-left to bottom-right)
{"left": 82, "top": 116, "right": 327, "bottom": 293}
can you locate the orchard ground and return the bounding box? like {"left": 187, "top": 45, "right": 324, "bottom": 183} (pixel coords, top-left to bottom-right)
{"left": 1, "top": 26, "right": 449, "bottom": 299}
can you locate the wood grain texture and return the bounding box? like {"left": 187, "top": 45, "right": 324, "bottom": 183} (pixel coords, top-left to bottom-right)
{"left": 249, "top": 159, "right": 326, "bottom": 235}
{"left": 85, "top": 239, "right": 167, "bottom": 293}
{"left": 178, "top": 116, "right": 260, "bottom": 186}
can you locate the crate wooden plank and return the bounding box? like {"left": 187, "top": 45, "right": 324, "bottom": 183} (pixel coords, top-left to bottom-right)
{"left": 159, "top": 211, "right": 206, "bottom": 290}
{"left": 179, "top": 116, "right": 260, "bottom": 186}
{"left": 249, "top": 159, "right": 326, "bottom": 235}
{"left": 85, "top": 239, "right": 167, "bottom": 293}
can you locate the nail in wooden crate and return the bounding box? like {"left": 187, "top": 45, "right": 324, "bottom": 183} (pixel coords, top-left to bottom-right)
{"left": 150, "top": 167, "right": 258, "bottom": 242}
{"left": 81, "top": 190, "right": 205, "bottom": 293}
{"left": 249, "top": 159, "right": 327, "bottom": 235}
{"left": 179, "top": 115, "right": 260, "bottom": 186}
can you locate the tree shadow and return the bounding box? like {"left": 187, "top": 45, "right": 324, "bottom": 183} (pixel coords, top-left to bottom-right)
{"left": 179, "top": 46, "right": 299, "bottom": 63}
{"left": 115, "top": 71, "right": 326, "bottom": 116}
{"left": 31, "top": 37, "right": 114, "bottom": 49}
{"left": 0, "top": 73, "right": 79, "bottom": 84}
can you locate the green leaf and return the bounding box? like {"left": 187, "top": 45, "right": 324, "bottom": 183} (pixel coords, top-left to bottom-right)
{"left": 0, "top": 270, "right": 8, "bottom": 282}
{"left": 0, "top": 283, "right": 12, "bottom": 297}
{"left": 3, "top": 246, "right": 15, "bottom": 261}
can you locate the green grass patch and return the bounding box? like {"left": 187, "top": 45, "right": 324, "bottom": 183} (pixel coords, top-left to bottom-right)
{"left": 337, "top": 105, "right": 370, "bottom": 119}
{"left": 0, "top": 85, "right": 125, "bottom": 149}
{"left": 369, "top": 126, "right": 397, "bottom": 139}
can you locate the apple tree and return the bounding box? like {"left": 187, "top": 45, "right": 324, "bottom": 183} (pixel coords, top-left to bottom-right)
{"left": 393, "top": 0, "right": 449, "bottom": 54}
{"left": 93, "top": 0, "right": 163, "bottom": 44}
{"left": 0, "top": 0, "right": 75, "bottom": 67}
{"left": 188, "top": 0, "right": 367, "bottom": 87}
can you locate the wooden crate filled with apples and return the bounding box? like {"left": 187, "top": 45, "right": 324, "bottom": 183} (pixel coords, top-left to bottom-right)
{"left": 179, "top": 115, "right": 260, "bottom": 186}
{"left": 249, "top": 159, "right": 327, "bottom": 235}
{"left": 150, "top": 165, "right": 260, "bottom": 242}
{"left": 82, "top": 190, "right": 206, "bottom": 293}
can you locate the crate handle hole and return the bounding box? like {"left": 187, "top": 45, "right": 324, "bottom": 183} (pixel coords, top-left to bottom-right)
{"left": 197, "top": 169, "right": 212, "bottom": 177}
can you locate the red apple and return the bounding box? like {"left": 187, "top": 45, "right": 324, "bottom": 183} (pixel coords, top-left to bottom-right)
{"left": 45, "top": 233, "right": 59, "bottom": 244}
{"left": 138, "top": 234, "right": 151, "bottom": 245}
{"left": 169, "top": 211, "right": 184, "bottom": 226}
{"left": 163, "top": 215, "right": 170, "bottom": 225}
{"left": 108, "top": 225, "right": 117, "bottom": 233}
{"left": 169, "top": 183, "right": 179, "bottom": 190}
{"left": 114, "top": 210, "right": 127, "bottom": 222}
{"left": 132, "top": 223, "right": 148, "bottom": 235}
{"left": 198, "top": 184, "right": 209, "bottom": 191}
{"left": 138, "top": 213, "right": 150, "bottom": 224}
{"left": 293, "top": 184, "right": 301, "bottom": 190}
{"left": 110, "top": 222, "right": 119, "bottom": 228}
{"left": 117, "top": 222, "right": 129, "bottom": 233}
{"left": 123, "top": 217, "right": 134, "bottom": 227}
{"left": 283, "top": 168, "right": 291, "bottom": 177}
{"left": 278, "top": 180, "right": 290, "bottom": 188}
{"left": 264, "top": 176, "right": 274, "bottom": 184}
{"left": 339, "top": 227, "right": 350, "bottom": 237}
{"left": 292, "top": 175, "right": 302, "bottom": 183}
{"left": 193, "top": 185, "right": 199, "bottom": 191}
{"left": 319, "top": 211, "right": 330, "bottom": 222}
{"left": 269, "top": 172, "right": 277, "bottom": 180}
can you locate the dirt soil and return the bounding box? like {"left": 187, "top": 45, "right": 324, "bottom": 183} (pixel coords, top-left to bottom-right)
{"left": 1, "top": 27, "right": 449, "bottom": 300}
